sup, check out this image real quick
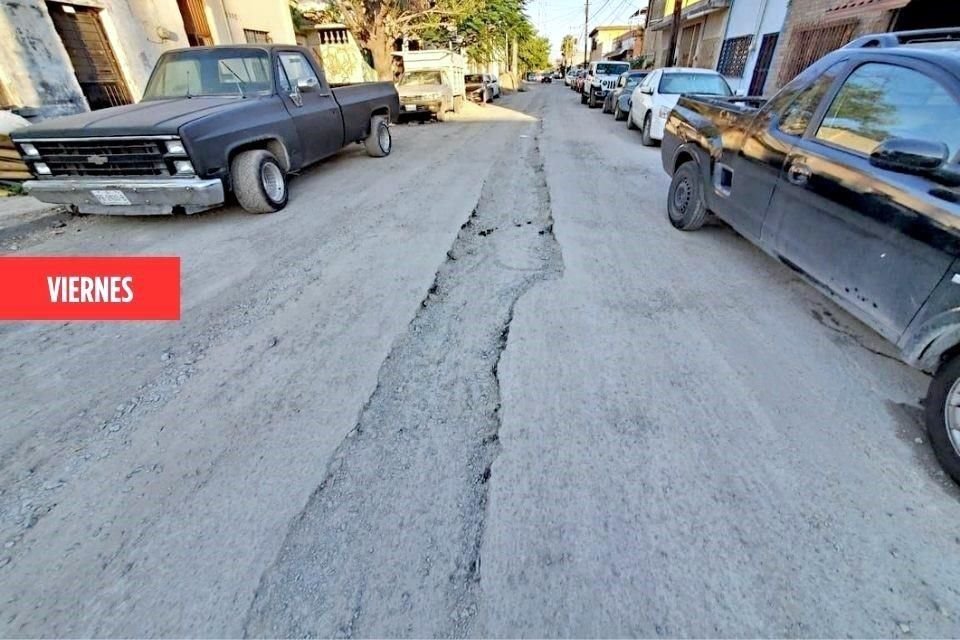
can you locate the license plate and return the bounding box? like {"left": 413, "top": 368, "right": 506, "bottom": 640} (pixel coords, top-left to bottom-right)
{"left": 404, "top": 104, "right": 417, "bottom": 112}
{"left": 91, "top": 190, "right": 131, "bottom": 206}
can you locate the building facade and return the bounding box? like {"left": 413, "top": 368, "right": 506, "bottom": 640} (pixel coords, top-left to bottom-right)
{"left": 767, "top": 0, "right": 956, "bottom": 92}
{"left": 643, "top": 0, "right": 732, "bottom": 69}
{"left": 605, "top": 28, "right": 645, "bottom": 63}
{"left": 0, "top": 0, "right": 297, "bottom": 120}
{"left": 715, "top": 0, "right": 788, "bottom": 95}
{"left": 589, "top": 25, "right": 632, "bottom": 62}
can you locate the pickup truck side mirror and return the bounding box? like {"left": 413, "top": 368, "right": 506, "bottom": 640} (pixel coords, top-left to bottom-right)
{"left": 869, "top": 137, "right": 948, "bottom": 174}
{"left": 297, "top": 77, "right": 320, "bottom": 93}
{"left": 639, "top": 85, "right": 653, "bottom": 95}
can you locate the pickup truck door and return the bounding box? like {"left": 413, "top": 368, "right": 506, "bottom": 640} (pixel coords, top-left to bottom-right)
{"left": 767, "top": 59, "right": 960, "bottom": 341}
{"left": 718, "top": 61, "right": 848, "bottom": 244}
{"left": 276, "top": 50, "right": 344, "bottom": 164}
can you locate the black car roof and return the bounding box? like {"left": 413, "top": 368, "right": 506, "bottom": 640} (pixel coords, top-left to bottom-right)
{"left": 840, "top": 29, "right": 960, "bottom": 78}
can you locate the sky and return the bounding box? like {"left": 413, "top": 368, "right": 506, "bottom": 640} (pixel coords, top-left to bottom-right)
{"left": 527, "top": 0, "right": 649, "bottom": 61}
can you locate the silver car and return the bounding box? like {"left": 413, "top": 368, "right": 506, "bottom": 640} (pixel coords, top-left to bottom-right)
{"left": 603, "top": 70, "right": 648, "bottom": 120}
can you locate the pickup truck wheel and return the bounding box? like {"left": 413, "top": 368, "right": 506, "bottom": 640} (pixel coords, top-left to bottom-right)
{"left": 588, "top": 93, "right": 597, "bottom": 108}
{"left": 364, "top": 115, "right": 391, "bottom": 157}
{"left": 231, "top": 149, "right": 287, "bottom": 214}
{"left": 667, "top": 162, "right": 708, "bottom": 231}
{"left": 641, "top": 113, "right": 656, "bottom": 146}
{"left": 924, "top": 355, "right": 960, "bottom": 485}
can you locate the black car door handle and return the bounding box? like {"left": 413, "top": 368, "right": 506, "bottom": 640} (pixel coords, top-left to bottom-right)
{"left": 787, "top": 162, "right": 812, "bottom": 186}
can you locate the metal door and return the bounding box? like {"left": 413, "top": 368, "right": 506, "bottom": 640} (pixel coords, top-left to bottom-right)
{"left": 47, "top": 3, "right": 131, "bottom": 110}
{"left": 748, "top": 33, "right": 779, "bottom": 96}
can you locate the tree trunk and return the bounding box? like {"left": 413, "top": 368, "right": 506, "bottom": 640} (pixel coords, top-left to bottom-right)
{"left": 364, "top": 28, "right": 396, "bottom": 81}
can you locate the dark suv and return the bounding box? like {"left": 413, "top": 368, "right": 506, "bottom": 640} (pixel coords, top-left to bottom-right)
{"left": 660, "top": 28, "right": 960, "bottom": 483}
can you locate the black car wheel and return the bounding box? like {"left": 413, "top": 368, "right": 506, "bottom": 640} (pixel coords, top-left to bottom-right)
{"left": 641, "top": 113, "right": 656, "bottom": 146}
{"left": 580, "top": 91, "right": 587, "bottom": 105}
{"left": 614, "top": 104, "right": 625, "bottom": 121}
{"left": 925, "top": 355, "right": 960, "bottom": 485}
{"left": 667, "top": 162, "right": 708, "bottom": 231}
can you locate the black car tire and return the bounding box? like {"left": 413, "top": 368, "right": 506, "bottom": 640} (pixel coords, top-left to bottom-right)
{"left": 614, "top": 104, "right": 626, "bottom": 121}
{"left": 364, "top": 115, "right": 391, "bottom": 158}
{"left": 667, "top": 162, "right": 708, "bottom": 231}
{"left": 924, "top": 355, "right": 960, "bottom": 485}
{"left": 641, "top": 112, "right": 656, "bottom": 146}
{"left": 580, "top": 91, "right": 587, "bottom": 104}
{"left": 231, "top": 149, "right": 287, "bottom": 214}
{"left": 589, "top": 92, "right": 598, "bottom": 108}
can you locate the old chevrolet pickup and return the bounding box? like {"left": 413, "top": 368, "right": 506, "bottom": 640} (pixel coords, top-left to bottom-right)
{"left": 661, "top": 28, "right": 960, "bottom": 483}
{"left": 11, "top": 45, "right": 399, "bottom": 214}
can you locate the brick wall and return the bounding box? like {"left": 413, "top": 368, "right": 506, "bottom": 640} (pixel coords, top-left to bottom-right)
{"left": 765, "top": 0, "right": 896, "bottom": 93}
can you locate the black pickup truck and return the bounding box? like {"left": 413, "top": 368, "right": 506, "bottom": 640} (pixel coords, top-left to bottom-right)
{"left": 11, "top": 45, "right": 399, "bottom": 214}
{"left": 661, "top": 28, "right": 960, "bottom": 483}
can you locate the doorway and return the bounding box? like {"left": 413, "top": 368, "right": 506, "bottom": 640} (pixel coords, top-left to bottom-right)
{"left": 678, "top": 22, "right": 702, "bottom": 66}
{"left": 47, "top": 2, "right": 131, "bottom": 110}
{"left": 748, "top": 32, "right": 779, "bottom": 96}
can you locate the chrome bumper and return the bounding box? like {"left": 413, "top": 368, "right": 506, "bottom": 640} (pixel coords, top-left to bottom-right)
{"left": 24, "top": 177, "right": 224, "bottom": 215}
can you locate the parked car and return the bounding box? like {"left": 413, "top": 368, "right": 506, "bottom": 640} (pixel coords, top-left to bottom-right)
{"left": 487, "top": 74, "right": 501, "bottom": 98}
{"left": 541, "top": 74, "right": 553, "bottom": 84}
{"left": 581, "top": 60, "right": 631, "bottom": 108}
{"left": 628, "top": 67, "right": 732, "bottom": 145}
{"left": 660, "top": 28, "right": 960, "bottom": 484}
{"left": 564, "top": 69, "right": 578, "bottom": 86}
{"left": 578, "top": 69, "right": 590, "bottom": 93}
{"left": 465, "top": 73, "right": 493, "bottom": 103}
{"left": 603, "top": 70, "right": 648, "bottom": 119}
{"left": 396, "top": 49, "right": 466, "bottom": 121}
{"left": 12, "top": 45, "right": 399, "bottom": 215}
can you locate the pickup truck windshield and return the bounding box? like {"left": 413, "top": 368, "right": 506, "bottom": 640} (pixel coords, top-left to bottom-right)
{"left": 401, "top": 71, "right": 443, "bottom": 85}
{"left": 595, "top": 63, "right": 630, "bottom": 75}
{"left": 143, "top": 49, "right": 273, "bottom": 99}
{"left": 659, "top": 73, "right": 732, "bottom": 96}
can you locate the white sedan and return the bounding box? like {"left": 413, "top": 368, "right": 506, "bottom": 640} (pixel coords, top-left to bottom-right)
{"left": 628, "top": 68, "right": 732, "bottom": 146}
{"left": 487, "top": 75, "right": 501, "bottom": 99}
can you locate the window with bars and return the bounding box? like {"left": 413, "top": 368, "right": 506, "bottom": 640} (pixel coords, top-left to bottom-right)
{"left": 778, "top": 20, "right": 858, "bottom": 86}
{"left": 716, "top": 35, "right": 752, "bottom": 77}
{"left": 244, "top": 29, "right": 271, "bottom": 44}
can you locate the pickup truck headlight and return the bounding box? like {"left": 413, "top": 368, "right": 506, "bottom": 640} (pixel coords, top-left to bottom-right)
{"left": 33, "top": 162, "right": 51, "bottom": 175}
{"left": 165, "top": 139, "right": 187, "bottom": 155}
{"left": 173, "top": 160, "right": 195, "bottom": 175}
{"left": 20, "top": 143, "right": 39, "bottom": 157}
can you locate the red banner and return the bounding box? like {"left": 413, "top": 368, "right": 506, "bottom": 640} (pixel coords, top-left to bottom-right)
{"left": 0, "top": 257, "right": 180, "bottom": 321}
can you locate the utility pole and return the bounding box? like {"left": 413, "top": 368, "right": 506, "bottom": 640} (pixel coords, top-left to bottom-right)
{"left": 583, "top": 0, "right": 589, "bottom": 66}
{"left": 666, "top": 0, "right": 683, "bottom": 66}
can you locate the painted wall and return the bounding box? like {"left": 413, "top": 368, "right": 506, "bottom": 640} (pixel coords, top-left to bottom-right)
{"left": 720, "top": 0, "right": 788, "bottom": 94}
{"left": 220, "top": 0, "right": 296, "bottom": 44}
{"left": 590, "top": 27, "right": 631, "bottom": 61}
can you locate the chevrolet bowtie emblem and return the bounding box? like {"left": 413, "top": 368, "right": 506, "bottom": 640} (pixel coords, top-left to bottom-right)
{"left": 86, "top": 155, "right": 108, "bottom": 165}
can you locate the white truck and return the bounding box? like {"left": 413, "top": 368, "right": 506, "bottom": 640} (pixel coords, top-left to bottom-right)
{"left": 581, "top": 60, "right": 631, "bottom": 109}
{"left": 395, "top": 50, "right": 467, "bottom": 121}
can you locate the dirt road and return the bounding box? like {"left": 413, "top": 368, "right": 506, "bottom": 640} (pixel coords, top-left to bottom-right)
{"left": 2, "top": 86, "right": 959, "bottom": 637}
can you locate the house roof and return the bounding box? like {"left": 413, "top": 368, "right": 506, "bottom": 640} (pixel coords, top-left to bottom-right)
{"left": 588, "top": 25, "right": 632, "bottom": 37}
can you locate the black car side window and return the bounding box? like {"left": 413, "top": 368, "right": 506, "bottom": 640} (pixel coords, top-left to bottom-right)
{"left": 777, "top": 62, "right": 846, "bottom": 137}
{"left": 279, "top": 52, "right": 321, "bottom": 88}
{"left": 815, "top": 62, "right": 960, "bottom": 158}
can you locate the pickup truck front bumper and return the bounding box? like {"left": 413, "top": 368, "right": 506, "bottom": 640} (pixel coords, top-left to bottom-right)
{"left": 24, "top": 177, "right": 225, "bottom": 215}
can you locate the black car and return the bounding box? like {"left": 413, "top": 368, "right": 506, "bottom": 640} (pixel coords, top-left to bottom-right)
{"left": 12, "top": 45, "right": 399, "bottom": 215}
{"left": 660, "top": 28, "right": 960, "bottom": 483}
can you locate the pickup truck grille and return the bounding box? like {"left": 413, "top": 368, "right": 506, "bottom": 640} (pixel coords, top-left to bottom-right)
{"left": 28, "top": 139, "right": 171, "bottom": 177}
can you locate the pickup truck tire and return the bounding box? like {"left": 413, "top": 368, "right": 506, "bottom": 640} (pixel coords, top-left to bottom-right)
{"left": 641, "top": 113, "right": 656, "bottom": 147}
{"left": 231, "top": 149, "right": 287, "bottom": 214}
{"left": 364, "top": 116, "right": 391, "bottom": 158}
{"left": 667, "top": 162, "right": 708, "bottom": 231}
{"left": 588, "top": 93, "right": 598, "bottom": 108}
{"left": 924, "top": 355, "right": 960, "bottom": 485}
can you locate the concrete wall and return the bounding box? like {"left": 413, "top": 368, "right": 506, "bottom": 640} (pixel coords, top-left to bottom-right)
{"left": 720, "top": 0, "right": 788, "bottom": 94}
{"left": 220, "top": 0, "right": 296, "bottom": 44}
{"left": 590, "top": 28, "right": 630, "bottom": 61}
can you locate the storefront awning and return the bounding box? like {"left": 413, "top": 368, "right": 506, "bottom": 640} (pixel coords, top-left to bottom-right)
{"left": 824, "top": 0, "right": 910, "bottom": 20}
{"left": 648, "top": 0, "right": 732, "bottom": 31}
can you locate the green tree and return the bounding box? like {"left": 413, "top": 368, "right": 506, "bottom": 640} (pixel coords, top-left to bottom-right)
{"left": 519, "top": 35, "right": 551, "bottom": 72}
{"left": 328, "top": 0, "right": 481, "bottom": 79}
